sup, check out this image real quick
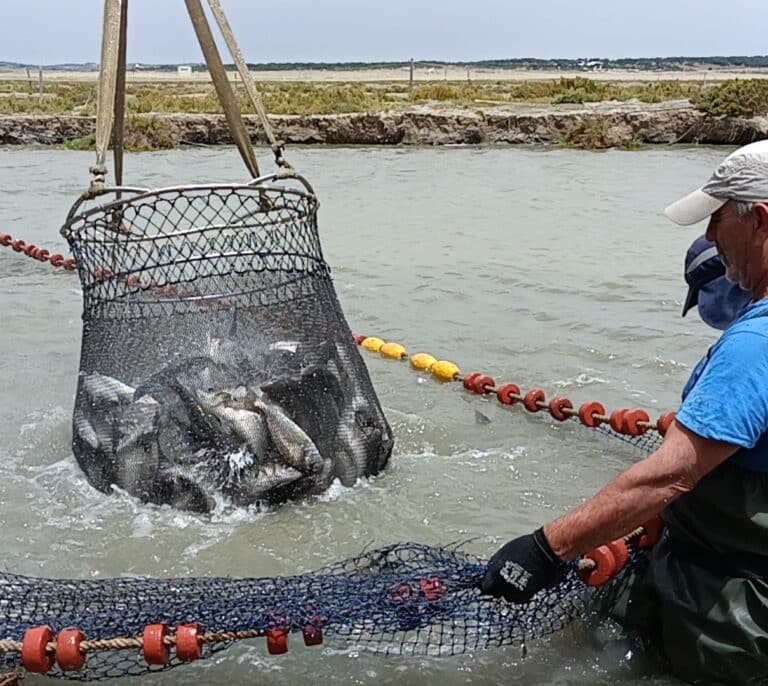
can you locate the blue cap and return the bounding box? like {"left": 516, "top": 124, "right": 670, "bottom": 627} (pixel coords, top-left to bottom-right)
{"left": 683, "top": 236, "right": 752, "bottom": 330}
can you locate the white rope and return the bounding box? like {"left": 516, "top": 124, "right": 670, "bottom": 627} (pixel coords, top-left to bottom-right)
{"left": 90, "top": 0, "right": 122, "bottom": 195}
{"left": 206, "top": 0, "right": 291, "bottom": 169}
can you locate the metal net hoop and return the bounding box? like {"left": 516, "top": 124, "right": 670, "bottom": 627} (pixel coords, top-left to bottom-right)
{"left": 61, "top": 175, "right": 325, "bottom": 320}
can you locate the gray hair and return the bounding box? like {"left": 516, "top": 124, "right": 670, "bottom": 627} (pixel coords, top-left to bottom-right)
{"left": 734, "top": 200, "right": 758, "bottom": 218}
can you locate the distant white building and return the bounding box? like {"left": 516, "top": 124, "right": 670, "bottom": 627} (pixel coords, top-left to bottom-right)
{"left": 177, "top": 65, "right": 193, "bottom": 78}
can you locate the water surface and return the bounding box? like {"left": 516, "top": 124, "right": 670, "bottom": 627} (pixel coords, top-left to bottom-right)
{"left": 0, "top": 144, "right": 730, "bottom": 685}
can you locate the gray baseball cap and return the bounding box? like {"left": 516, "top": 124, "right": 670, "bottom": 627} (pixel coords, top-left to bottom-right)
{"left": 665, "top": 139, "right": 768, "bottom": 226}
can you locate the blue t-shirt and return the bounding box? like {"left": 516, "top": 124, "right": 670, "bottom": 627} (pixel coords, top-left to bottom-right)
{"left": 677, "top": 298, "right": 768, "bottom": 472}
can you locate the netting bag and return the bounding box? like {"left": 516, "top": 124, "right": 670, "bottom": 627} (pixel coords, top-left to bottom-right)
{"left": 61, "top": 175, "right": 394, "bottom": 512}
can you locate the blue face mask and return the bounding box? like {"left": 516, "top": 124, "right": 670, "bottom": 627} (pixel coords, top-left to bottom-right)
{"left": 694, "top": 275, "right": 753, "bottom": 330}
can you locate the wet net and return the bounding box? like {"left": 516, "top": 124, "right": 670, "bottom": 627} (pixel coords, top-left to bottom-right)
{"left": 0, "top": 541, "right": 644, "bottom": 681}
{"left": 60, "top": 176, "right": 394, "bottom": 512}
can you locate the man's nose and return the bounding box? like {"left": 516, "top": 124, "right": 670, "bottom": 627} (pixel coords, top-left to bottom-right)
{"left": 705, "top": 220, "right": 717, "bottom": 242}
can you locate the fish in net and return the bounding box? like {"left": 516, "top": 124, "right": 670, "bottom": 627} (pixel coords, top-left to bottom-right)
{"left": 61, "top": 176, "right": 394, "bottom": 512}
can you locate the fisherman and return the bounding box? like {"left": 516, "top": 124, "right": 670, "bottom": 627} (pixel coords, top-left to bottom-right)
{"left": 480, "top": 139, "right": 768, "bottom": 685}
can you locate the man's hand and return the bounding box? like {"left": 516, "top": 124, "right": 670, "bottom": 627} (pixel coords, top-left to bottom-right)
{"left": 479, "top": 528, "right": 565, "bottom": 603}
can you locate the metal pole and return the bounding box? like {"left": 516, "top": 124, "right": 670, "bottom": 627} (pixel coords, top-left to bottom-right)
{"left": 38, "top": 66, "right": 43, "bottom": 95}
{"left": 409, "top": 58, "right": 414, "bottom": 91}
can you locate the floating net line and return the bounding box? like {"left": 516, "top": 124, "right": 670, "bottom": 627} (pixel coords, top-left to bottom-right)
{"left": 0, "top": 540, "right": 646, "bottom": 681}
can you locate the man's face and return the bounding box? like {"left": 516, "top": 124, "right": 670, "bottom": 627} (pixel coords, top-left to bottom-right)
{"left": 705, "top": 201, "right": 760, "bottom": 292}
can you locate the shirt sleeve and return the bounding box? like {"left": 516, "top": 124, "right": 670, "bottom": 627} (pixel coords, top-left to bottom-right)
{"left": 676, "top": 330, "right": 768, "bottom": 449}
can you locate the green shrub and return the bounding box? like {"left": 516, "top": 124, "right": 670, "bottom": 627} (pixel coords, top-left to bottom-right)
{"left": 563, "top": 115, "right": 641, "bottom": 150}
{"left": 63, "top": 133, "right": 95, "bottom": 151}
{"left": 691, "top": 79, "right": 768, "bottom": 117}
{"left": 123, "top": 115, "right": 177, "bottom": 150}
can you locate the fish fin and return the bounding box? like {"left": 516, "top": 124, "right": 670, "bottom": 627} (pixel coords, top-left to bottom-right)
{"left": 474, "top": 409, "right": 492, "bottom": 425}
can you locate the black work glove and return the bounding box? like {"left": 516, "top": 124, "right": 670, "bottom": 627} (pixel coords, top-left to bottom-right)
{"left": 479, "top": 528, "right": 565, "bottom": 603}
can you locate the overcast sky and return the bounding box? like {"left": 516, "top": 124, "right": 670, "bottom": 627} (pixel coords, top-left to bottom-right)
{"left": 2, "top": 0, "right": 767, "bottom": 65}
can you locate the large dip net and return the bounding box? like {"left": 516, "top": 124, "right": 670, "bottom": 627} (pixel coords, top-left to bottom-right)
{"left": 55, "top": 0, "right": 394, "bottom": 514}
{"left": 0, "top": 540, "right": 648, "bottom": 681}
{"left": 61, "top": 177, "right": 394, "bottom": 512}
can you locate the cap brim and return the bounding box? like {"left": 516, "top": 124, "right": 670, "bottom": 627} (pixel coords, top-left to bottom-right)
{"left": 681, "top": 285, "right": 698, "bottom": 317}
{"left": 664, "top": 188, "right": 726, "bottom": 226}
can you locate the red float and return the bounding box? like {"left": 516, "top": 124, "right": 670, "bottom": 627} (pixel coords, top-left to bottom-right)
{"left": 496, "top": 383, "right": 521, "bottom": 405}
{"left": 577, "top": 401, "right": 606, "bottom": 427}
{"left": 21, "top": 626, "right": 55, "bottom": 673}
{"left": 419, "top": 576, "right": 446, "bottom": 601}
{"left": 548, "top": 397, "right": 573, "bottom": 421}
{"left": 56, "top": 629, "right": 86, "bottom": 672}
{"left": 143, "top": 624, "right": 171, "bottom": 665}
{"left": 577, "top": 545, "right": 617, "bottom": 587}
{"left": 176, "top": 623, "right": 204, "bottom": 662}
{"left": 606, "top": 540, "right": 630, "bottom": 574}
{"left": 609, "top": 408, "right": 630, "bottom": 434}
{"left": 469, "top": 374, "right": 495, "bottom": 395}
{"left": 267, "top": 628, "right": 288, "bottom": 655}
{"left": 462, "top": 372, "right": 481, "bottom": 391}
{"left": 303, "top": 625, "right": 323, "bottom": 647}
{"left": 523, "top": 389, "right": 546, "bottom": 412}
{"left": 624, "top": 409, "right": 650, "bottom": 436}
{"left": 656, "top": 412, "right": 676, "bottom": 436}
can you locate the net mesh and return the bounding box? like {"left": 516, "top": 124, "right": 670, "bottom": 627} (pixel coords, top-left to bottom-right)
{"left": 61, "top": 179, "right": 394, "bottom": 511}
{"left": 0, "top": 542, "right": 644, "bottom": 681}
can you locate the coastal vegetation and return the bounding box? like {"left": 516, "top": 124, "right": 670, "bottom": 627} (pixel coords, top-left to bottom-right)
{"left": 3, "top": 76, "right": 768, "bottom": 151}
{"left": 562, "top": 116, "right": 642, "bottom": 150}
{"left": 3, "top": 77, "right": 767, "bottom": 117}
{"left": 690, "top": 79, "right": 768, "bottom": 117}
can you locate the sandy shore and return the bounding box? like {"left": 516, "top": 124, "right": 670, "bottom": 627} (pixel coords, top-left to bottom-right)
{"left": 2, "top": 67, "right": 768, "bottom": 84}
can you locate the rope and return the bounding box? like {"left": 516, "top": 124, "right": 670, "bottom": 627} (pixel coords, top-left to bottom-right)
{"left": 352, "top": 332, "right": 676, "bottom": 441}
{"left": 89, "top": 0, "right": 122, "bottom": 196}
{"left": 0, "top": 233, "right": 76, "bottom": 271}
{"left": 184, "top": 0, "right": 260, "bottom": 179}
{"left": 206, "top": 0, "right": 291, "bottom": 170}
{"left": 0, "top": 669, "right": 23, "bottom": 686}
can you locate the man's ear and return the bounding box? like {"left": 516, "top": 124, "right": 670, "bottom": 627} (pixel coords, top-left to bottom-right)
{"left": 754, "top": 203, "right": 768, "bottom": 235}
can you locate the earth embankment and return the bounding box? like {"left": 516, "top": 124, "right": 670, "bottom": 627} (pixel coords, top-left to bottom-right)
{"left": 2, "top": 100, "right": 767, "bottom": 147}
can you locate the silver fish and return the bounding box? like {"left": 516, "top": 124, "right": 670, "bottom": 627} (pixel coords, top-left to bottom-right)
{"left": 227, "top": 461, "right": 305, "bottom": 506}
{"left": 79, "top": 371, "right": 135, "bottom": 406}
{"left": 112, "top": 396, "right": 163, "bottom": 495}
{"left": 249, "top": 398, "right": 323, "bottom": 476}
{"left": 201, "top": 401, "right": 270, "bottom": 461}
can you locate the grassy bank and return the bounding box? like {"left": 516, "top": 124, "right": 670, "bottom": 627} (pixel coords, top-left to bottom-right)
{"left": 2, "top": 77, "right": 768, "bottom": 118}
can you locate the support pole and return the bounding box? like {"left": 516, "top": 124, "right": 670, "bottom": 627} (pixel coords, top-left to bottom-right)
{"left": 114, "top": 0, "right": 129, "bottom": 187}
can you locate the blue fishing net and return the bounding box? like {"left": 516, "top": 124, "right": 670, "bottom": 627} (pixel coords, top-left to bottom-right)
{"left": 0, "top": 541, "right": 642, "bottom": 681}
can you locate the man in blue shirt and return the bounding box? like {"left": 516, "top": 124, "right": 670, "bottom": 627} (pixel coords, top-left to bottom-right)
{"left": 480, "top": 139, "right": 768, "bottom": 684}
